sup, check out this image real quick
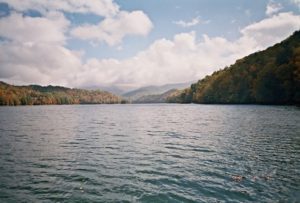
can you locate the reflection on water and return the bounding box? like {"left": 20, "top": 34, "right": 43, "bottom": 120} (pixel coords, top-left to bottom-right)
{"left": 0, "top": 104, "right": 299, "bottom": 202}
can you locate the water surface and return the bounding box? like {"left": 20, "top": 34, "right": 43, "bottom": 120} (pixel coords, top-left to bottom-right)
{"left": 0, "top": 104, "right": 299, "bottom": 202}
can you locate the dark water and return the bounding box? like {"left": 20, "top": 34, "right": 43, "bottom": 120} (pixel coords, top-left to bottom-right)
{"left": 0, "top": 104, "right": 299, "bottom": 203}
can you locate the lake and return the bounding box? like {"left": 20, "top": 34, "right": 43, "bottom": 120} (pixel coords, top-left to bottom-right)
{"left": 0, "top": 104, "right": 299, "bottom": 202}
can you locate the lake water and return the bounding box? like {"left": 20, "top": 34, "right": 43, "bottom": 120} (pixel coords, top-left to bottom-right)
{"left": 0, "top": 104, "right": 299, "bottom": 202}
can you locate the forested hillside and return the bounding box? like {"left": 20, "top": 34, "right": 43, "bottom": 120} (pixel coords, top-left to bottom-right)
{"left": 122, "top": 83, "right": 190, "bottom": 101}
{"left": 133, "top": 89, "right": 181, "bottom": 103}
{"left": 168, "top": 31, "right": 300, "bottom": 105}
{"left": 0, "top": 82, "right": 122, "bottom": 105}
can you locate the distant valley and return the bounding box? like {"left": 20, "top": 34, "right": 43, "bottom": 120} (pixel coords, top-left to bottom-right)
{"left": 122, "top": 83, "right": 191, "bottom": 103}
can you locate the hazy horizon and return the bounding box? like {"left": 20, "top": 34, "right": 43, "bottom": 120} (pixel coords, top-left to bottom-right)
{"left": 0, "top": 0, "right": 300, "bottom": 90}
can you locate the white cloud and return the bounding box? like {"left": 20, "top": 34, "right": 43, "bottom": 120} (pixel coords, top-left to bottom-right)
{"left": 0, "top": 12, "right": 69, "bottom": 44}
{"left": 0, "top": 9, "right": 82, "bottom": 86}
{"left": 266, "top": 1, "right": 283, "bottom": 16}
{"left": 0, "top": 0, "right": 119, "bottom": 17}
{"left": 240, "top": 12, "right": 300, "bottom": 48}
{"left": 174, "top": 16, "right": 209, "bottom": 28}
{"left": 76, "top": 32, "right": 201, "bottom": 87}
{"left": 0, "top": 42, "right": 82, "bottom": 86}
{"left": 71, "top": 10, "right": 153, "bottom": 46}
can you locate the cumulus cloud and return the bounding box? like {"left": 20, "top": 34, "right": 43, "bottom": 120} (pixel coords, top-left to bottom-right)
{"left": 174, "top": 16, "right": 209, "bottom": 28}
{"left": 71, "top": 11, "right": 153, "bottom": 46}
{"left": 266, "top": 1, "right": 282, "bottom": 16}
{"left": 0, "top": 0, "right": 119, "bottom": 17}
{"left": 75, "top": 32, "right": 201, "bottom": 87}
{"left": 0, "top": 8, "right": 82, "bottom": 86}
{"left": 0, "top": 42, "right": 82, "bottom": 86}
{"left": 240, "top": 12, "right": 300, "bottom": 48}
{"left": 0, "top": 12, "right": 69, "bottom": 44}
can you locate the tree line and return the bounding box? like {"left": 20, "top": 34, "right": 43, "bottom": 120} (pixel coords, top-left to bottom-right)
{"left": 0, "top": 82, "right": 122, "bottom": 105}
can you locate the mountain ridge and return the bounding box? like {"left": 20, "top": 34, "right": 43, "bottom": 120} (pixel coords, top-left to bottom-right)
{"left": 132, "top": 89, "right": 181, "bottom": 103}
{"left": 122, "top": 82, "right": 191, "bottom": 101}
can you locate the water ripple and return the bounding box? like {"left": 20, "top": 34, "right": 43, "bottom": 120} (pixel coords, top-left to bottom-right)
{"left": 0, "top": 104, "right": 299, "bottom": 202}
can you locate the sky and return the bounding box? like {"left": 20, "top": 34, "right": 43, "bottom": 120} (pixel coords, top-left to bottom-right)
{"left": 0, "top": 0, "right": 300, "bottom": 90}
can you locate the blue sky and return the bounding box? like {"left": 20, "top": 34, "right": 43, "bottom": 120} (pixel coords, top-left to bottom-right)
{"left": 0, "top": 0, "right": 299, "bottom": 89}
{"left": 66, "top": 0, "right": 299, "bottom": 59}
{"left": 66, "top": 0, "right": 299, "bottom": 60}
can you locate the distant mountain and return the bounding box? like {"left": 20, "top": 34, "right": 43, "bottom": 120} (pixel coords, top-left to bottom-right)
{"left": 122, "top": 82, "right": 191, "bottom": 101}
{"left": 133, "top": 89, "right": 182, "bottom": 103}
{"left": 168, "top": 31, "right": 300, "bottom": 105}
{"left": 0, "top": 82, "right": 122, "bottom": 105}
{"left": 81, "top": 85, "right": 127, "bottom": 96}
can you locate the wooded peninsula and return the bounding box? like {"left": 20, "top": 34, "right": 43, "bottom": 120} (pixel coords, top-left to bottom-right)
{"left": 0, "top": 82, "right": 122, "bottom": 105}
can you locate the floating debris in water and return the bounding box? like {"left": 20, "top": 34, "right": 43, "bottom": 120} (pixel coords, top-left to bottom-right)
{"left": 232, "top": 175, "right": 245, "bottom": 182}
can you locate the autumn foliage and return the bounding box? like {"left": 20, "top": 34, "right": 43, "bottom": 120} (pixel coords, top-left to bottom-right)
{"left": 0, "top": 82, "right": 122, "bottom": 105}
